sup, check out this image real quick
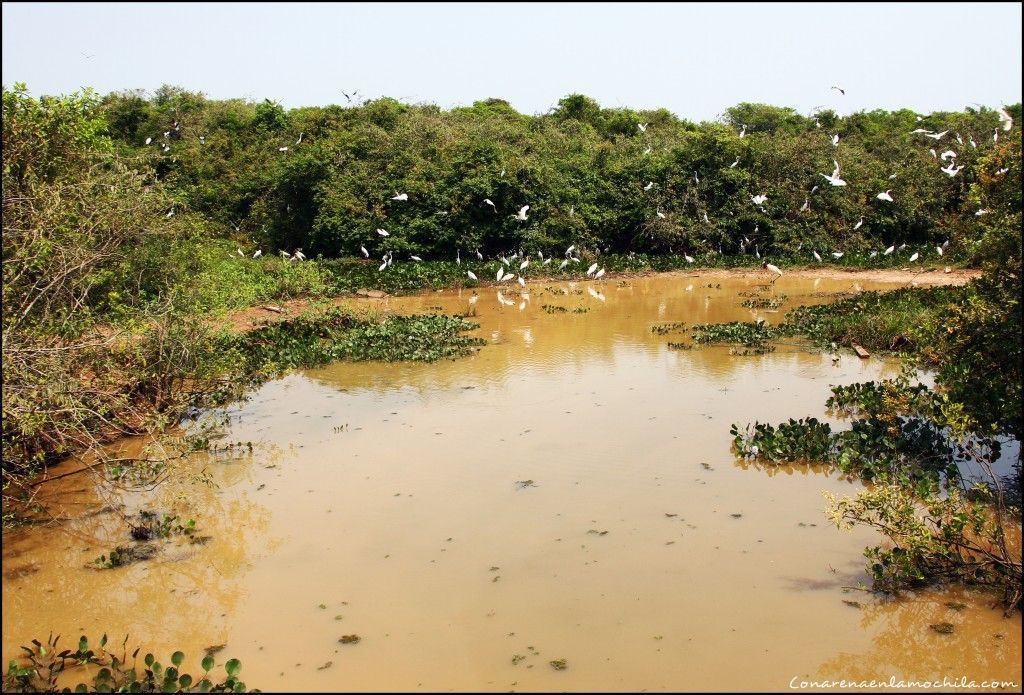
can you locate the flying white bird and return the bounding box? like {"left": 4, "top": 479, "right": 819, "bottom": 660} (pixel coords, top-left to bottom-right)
{"left": 909, "top": 252, "right": 919, "bottom": 263}
{"left": 637, "top": 122, "right": 648, "bottom": 133}
{"left": 515, "top": 205, "right": 530, "bottom": 221}
{"left": 391, "top": 192, "right": 408, "bottom": 201}
{"left": 467, "top": 270, "right": 477, "bottom": 281}
{"left": 924, "top": 130, "right": 949, "bottom": 140}
{"left": 876, "top": 190, "right": 893, "bottom": 202}
{"left": 377, "top": 228, "right": 390, "bottom": 237}
{"left": 939, "top": 150, "right": 957, "bottom": 161}
{"left": 644, "top": 181, "right": 655, "bottom": 192}
{"left": 853, "top": 216, "right": 864, "bottom": 230}
{"left": 820, "top": 159, "right": 846, "bottom": 186}
{"left": 997, "top": 107, "right": 1013, "bottom": 132}
{"left": 831, "top": 85, "right": 846, "bottom": 95}
{"left": 730, "top": 157, "right": 740, "bottom": 168}
{"left": 883, "top": 245, "right": 895, "bottom": 256}
{"left": 751, "top": 193, "right": 768, "bottom": 206}
{"left": 940, "top": 161, "right": 964, "bottom": 177}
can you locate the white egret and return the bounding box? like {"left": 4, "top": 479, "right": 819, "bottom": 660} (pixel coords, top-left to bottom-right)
{"left": 868, "top": 250, "right": 878, "bottom": 259}
{"left": 236, "top": 248, "right": 245, "bottom": 257}
{"left": 278, "top": 146, "right": 288, "bottom": 152}
{"left": 515, "top": 205, "right": 530, "bottom": 221}
{"left": 145, "top": 137, "right": 153, "bottom": 145}
{"left": 360, "top": 245, "right": 369, "bottom": 258}
{"left": 456, "top": 250, "right": 461, "bottom": 265}
{"left": 936, "top": 246, "right": 943, "bottom": 256}
{"left": 483, "top": 198, "right": 497, "bottom": 211}
{"left": 637, "top": 122, "right": 648, "bottom": 133}
{"left": 594, "top": 268, "right": 606, "bottom": 280}
{"left": 730, "top": 157, "right": 740, "bottom": 168}
{"left": 558, "top": 259, "right": 569, "bottom": 270}
{"left": 909, "top": 252, "right": 919, "bottom": 263}
{"left": 813, "top": 250, "right": 822, "bottom": 262}
{"left": 703, "top": 212, "right": 710, "bottom": 223}
{"left": 763, "top": 261, "right": 783, "bottom": 282}
{"left": 377, "top": 228, "right": 390, "bottom": 237}
{"left": 476, "top": 249, "right": 484, "bottom": 261}
{"left": 831, "top": 133, "right": 840, "bottom": 147}
{"left": 832, "top": 252, "right": 844, "bottom": 259}
{"left": 253, "top": 249, "right": 262, "bottom": 258}
{"left": 883, "top": 245, "right": 895, "bottom": 256}
{"left": 876, "top": 190, "right": 893, "bottom": 202}
{"left": 684, "top": 254, "right": 695, "bottom": 264}
{"left": 853, "top": 216, "right": 864, "bottom": 230}
{"left": 751, "top": 193, "right": 768, "bottom": 205}
{"left": 800, "top": 197, "right": 809, "bottom": 212}
{"left": 294, "top": 249, "right": 306, "bottom": 261}
{"left": 998, "top": 107, "right": 1013, "bottom": 132}
{"left": 940, "top": 161, "right": 963, "bottom": 177}
{"left": 517, "top": 276, "right": 526, "bottom": 287}
{"left": 888, "top": 173, "right": 898, "bottom": 180}
{"left": 939, "top": 150, "right": 957, "bottom": 161}
{"left": 969, "top": 136, "right": 977, "bottom": 149}
{"left": 820, "top": 159, "right": 846, "bottom": 186}
{"left": 280, "top": 250, "right": 291, "bottom": 258}
{"left": 378, "top": 260, "right": 388, "bottom": 271}
{"left": 656, "top": 210, "right": 666, "bottom": 219}
{"left": 738, "top": 124, "right": 746, "bottom": 138}
{"left": 586, "top": 262, "right": 599, "bottom": 276}
{"left": 519, "top": 259, "right": 529, "bottom": 270}
{"left": 929, "top": 149, "right": 937, "bottom": 158}
{"left": 295, "top": 132, "right": 304, "bottom": 145}
{"left": 495, "top": 266, "right": 504, "bottom": 282}
{"left": 643, "top": 181, "right": 655, "bottom": 191}
{"left": 975, "top": 208, "right": 989, "bottom": 217}
{"left": 391, "top": 192, "right": 408, "bottom": 201}
{"left": 411, "top": 255, "right": 423, "bottom": 262}
{"left": 467, "top": 270, "right": 477, "bottom": 281}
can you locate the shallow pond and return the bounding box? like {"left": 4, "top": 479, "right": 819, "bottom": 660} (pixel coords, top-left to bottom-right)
{"left": 3, "top": 273, "right": 1020, "bottom": 692}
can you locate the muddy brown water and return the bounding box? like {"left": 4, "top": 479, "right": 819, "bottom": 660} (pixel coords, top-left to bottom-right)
{"left": 3, "top": 273, "right": 1020, "bottom": 692}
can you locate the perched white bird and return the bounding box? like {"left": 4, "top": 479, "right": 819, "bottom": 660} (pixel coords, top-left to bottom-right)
{"left": 377, "top": 228, "right": 390, "bottom": 237}
{"left": 391, "top": 192, "right": 408, "bottom": 201}
{"left": 360, "top": 245, "right": 369, "bottom": 258}
{"left": 831, "top": 133, "right": 840, "bottom": 147}
{"left": 558, "top": 259, "right": 569, "bottom": 270}
{"left": 483, "top": 198, "right": 497, "bottom": 211}
{"left": 166, "top": 207, "right": 175, "bottom": 218}
{"left": 929, "top": 149, "right": 937, "bottom": 158}
{"left": 832, "top": 252, "right": 844, "bottom": 259}
{"left": 253, "top": 249, "right": 262, "bottom": 258}
{"left": 810, "top": 185, "right": 819, "bottom": 194}
{"left": 703, "top": 212, "right": 710, "bottom": 223}
{"left": 940, "top": 161, "right": 964, "bottom": 177}
{"left": 729, "top": 157, "right": 740, "bottom": 168}
{"left": 969, "top": 136, "right": 977, "bottom": 149}
{"left": 955, "top": 132, "right": 963, "bottom": 145}
{"left": 993, "top": 129, "right": 999, "bottom": 143}
{"left": 643, "top": 146, "right": 652, "bottom": 155}
{"left": 936, "top": 246, "right": 943, "bottom": 256}
{"left": 637, "top": 122, "right": 648, "bottom": 133}
{"left": 294, "top": 250, "right": 306, "bottom": 261}
{"left": 279, "top": 250, "right": 291, "bottom": 258}
{"left": 883, "top": 245, "right": 895, "bottom": 256}
{"left": 656, "top": 210, "right": 666, "bottom": 219}
{"left": 813, "top": 250, "right": 822, "bottom": 262}
{"left": 378, "top": 260, "right": 388, "bottom": 271}
{"left": 476, "top": 249, "right": 484, "bottom": 261}
{"left": 939, "top": 150, "right": 957, "bottom": 161}
{"left": 594, "top": 268, "right": 606, "bottom": 280}
{"left": 278, "top": 146, "right": 288, "bottom": 152}
{"left": 975, "top": 208, "right": 989, "bottom": 217}
{"left": 997, "top": 107, "right": 1013, "bottom": 132}
{"left": 145, "top": 137, "right": 153, "bottom": 145}
{"left": 820, "top": 159, "right": 846, "bottom": 186}
{"left": 876, "top": 190, "right": 894, "bottom": 202}
{"left": 684, "top": 254, "right": 695, "bottom": 264}
{"left": 295, "top": 132, "right": 304, "bottom": 145}
{"left": 586, "top": 262, "right": 599, "bottom": 276}
{"left": 496, "top": 266, "right": 504, "bottom": 282}
{"left": 236, "top": 248, "right": 245, "bottom": 257}
{"left": 888, "top": 172, "right": 898, "bottom": 180}
{"left": 517, "top": 276, "right": 526, "bottom": 287}
{"left": 800, "top": 197, "right": 809, "bottom": 212}
{"left": 853, "top": 216, "right": 864, "bottom": 230}
{"left": 909, "top": 252, "right": 919, "bottom": 262}
{"left": 411, "top": 255, "right": 423, "bottom": 262}
{"left": 515, "top": 205, "right": 530, "bottom": 221}
{"left": 868, "top": 250, "right": 878, "bottom": 259}
{"left": 643, "top": 181, "right": 655, "bottom": 192}
{"left": 566, "top": 245, "right": 576, "bottom": 256}
{"left": 519, "top": 259, "right": 529, "bottom": 270}
{"left": 467, "top": 270, "right": 477, "bottom": 281}
{"left": 751, "top": 193, "right": 768, "bottom": 206}
{"left": 738, "top": 124, "right": 746, "bottom": 138}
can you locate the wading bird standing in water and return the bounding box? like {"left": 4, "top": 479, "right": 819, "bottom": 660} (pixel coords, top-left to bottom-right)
{"left": 763, "top": 261, "right": 783, "bottom": 283}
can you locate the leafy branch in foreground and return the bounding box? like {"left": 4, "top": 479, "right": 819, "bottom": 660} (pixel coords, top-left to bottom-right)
{"left": 3, "top": 634, "right": 257, "bottom": 693}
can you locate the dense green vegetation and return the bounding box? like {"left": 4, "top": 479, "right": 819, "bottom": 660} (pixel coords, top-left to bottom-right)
{"left": 2, "top": 82, "right": 1020, "bottom": 611}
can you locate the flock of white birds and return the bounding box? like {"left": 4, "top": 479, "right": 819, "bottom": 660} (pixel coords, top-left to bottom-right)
{"left": 150, "top": 92, "right": 1013, "bottom": 286}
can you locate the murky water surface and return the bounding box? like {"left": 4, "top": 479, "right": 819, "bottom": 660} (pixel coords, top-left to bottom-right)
{"left": 4, "top": 274, "right": 1020, "bottom": 692}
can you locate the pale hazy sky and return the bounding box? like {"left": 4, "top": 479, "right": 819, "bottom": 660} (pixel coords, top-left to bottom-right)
{"left": 3, "top": 2, "right": 1021, "bottom": 121}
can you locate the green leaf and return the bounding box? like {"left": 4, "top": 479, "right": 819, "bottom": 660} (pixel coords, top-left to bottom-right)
{"left": 100, "top": 633, "right": 108, "bottom": 648}
{"left": 197, "top": 678, "right": 212, "bottom": 693}
{"left": 179, "top": 674, "right": 193, "bottom": 688}
{"left": 201, "top": 655, "right": 214, "bottom": 672}
{"left": 225, "top": 658, "right": 241, "bottom": 677}
{"left": 145, "top": 653, "right": 155, "bottom": 667}
{"left": 171, "top": 651, "right": 184, "bottom": 667}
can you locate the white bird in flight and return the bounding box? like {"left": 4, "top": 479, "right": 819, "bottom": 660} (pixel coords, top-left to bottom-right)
{"left": 924, "top": 130, "right": 949, "bottom": 140}
{"left": 820, "top": 160, "right": 846, "bottom": 186}
{"left": 876, "top": 190, "right": 894, "bottom": 202}
{"left": 515, "top": 205, "right": 530, "bottom": 221}
{"left": 751, "top": 193, "right": 768, "bottom": 206}
{"left": 637, "top": 122, "right": 648, "bottom": 133}
{"left": 831, "top": 85, "right": 845, "bottom": 95}
{"left": 939, "top": 150, "right": 957, "bottom": 161}
{"left": 940, "top": 161, "right": 964, "bottom": 177}
{"left": 391, "top": 192, "right": 408, "bottom": 201}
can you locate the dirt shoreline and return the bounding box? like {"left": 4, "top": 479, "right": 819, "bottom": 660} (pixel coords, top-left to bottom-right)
{"left": 220, "top": 266, "right": 982, "bottom": 334}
